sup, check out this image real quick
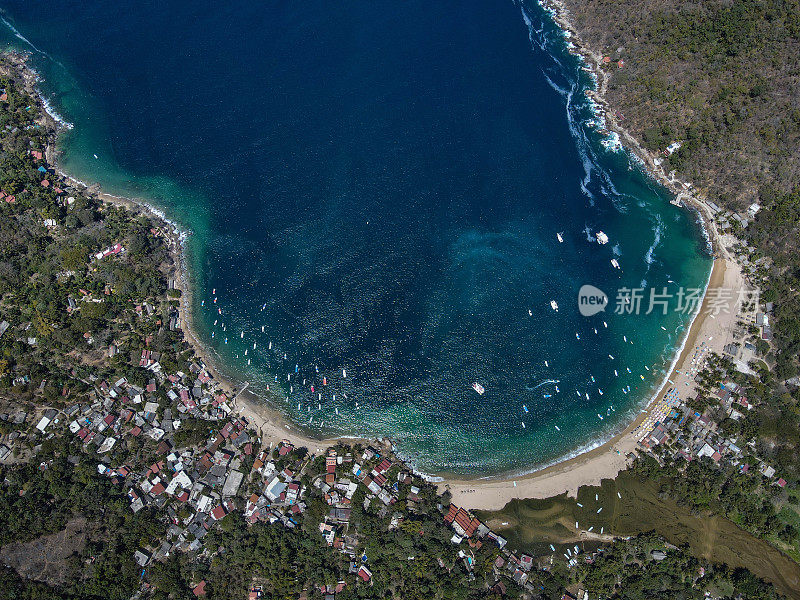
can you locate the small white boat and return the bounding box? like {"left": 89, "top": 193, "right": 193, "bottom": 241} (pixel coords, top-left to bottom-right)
{"left": 554, "top": 425, "right": 560, "bottom": 431}
{"left": 611, "top": 258, "right": 620, "bottom": 269}
{"left": 471, "top": 382, "right": 485, "bottom": 395}
{"left": 93, "top": 154, "right": 98, "bottom": 159}
{"left": 596, "top": 231, "right": 609, "bottom": 245}
{"left": 521, "top": 421, "right": 526, "bottom": 428}
{"left": 603, "top": 321, "right": 607, "bottom": 328}
{"left": 523, "top": 405, "right": 529, "bottom": 413}
{"left": 557, "top": 232, "right": 564, "bottom": 243}
{"left": 550, "top": 300, "right": 559, "bottom": 311}
{"left": 608, "top": 354, "right": 614, "bottom": 360}
{"left": 343, "top": 368, "right": 347, "bottom": 378}
{"left": 576, "top": 333, "right": 581, "bottom": 340}
{"left": 544, "top": 360, "right": 549, "bottom": 367}
{"left": 661, "top": 326, "right": 667, "bottom": 331}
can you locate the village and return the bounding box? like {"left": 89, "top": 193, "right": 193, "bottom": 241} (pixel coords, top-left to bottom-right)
{"left": 0, "top": 340, "right": 564, "bottom": 598}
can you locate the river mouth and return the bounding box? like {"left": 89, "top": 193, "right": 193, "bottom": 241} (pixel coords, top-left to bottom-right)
{"left": 478, "top": 471, "right": 800, "bottom": 599}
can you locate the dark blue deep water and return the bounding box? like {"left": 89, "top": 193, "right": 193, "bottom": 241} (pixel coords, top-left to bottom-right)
{"left": 1, "top": 0, "right": 711, "bottom": 475}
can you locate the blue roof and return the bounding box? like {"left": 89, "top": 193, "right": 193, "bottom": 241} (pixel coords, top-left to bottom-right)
{"left": 37, "top": 166, "right": 47, "bottom": 173}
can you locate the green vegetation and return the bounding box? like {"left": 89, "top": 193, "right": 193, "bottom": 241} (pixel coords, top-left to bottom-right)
{"left": 577, "top": 533, "right": 781, "bottom": 600}
{"left": 0, "top": 437, "right": 163, "bottom": 599}
{"left": 568, "top": 0, "right": 800, "bottom": 206}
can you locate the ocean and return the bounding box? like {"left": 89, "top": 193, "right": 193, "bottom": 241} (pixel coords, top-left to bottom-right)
{"left": 1, "top": 0, "right": 711, "bottom": 476}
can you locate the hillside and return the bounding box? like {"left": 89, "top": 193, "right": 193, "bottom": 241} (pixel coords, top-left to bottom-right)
{"left": 562, "top": 0, "right": 800, "bottom": 208}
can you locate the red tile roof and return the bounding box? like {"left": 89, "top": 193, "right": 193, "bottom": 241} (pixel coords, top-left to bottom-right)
{"left": 444, "top": 504, "right": 458, "bottom": 524}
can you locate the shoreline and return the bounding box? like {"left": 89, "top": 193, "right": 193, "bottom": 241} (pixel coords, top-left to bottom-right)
{"left": 434, "top": 0, "right": 745, "bottom": 508}
{"left": 442, "top": 257, "right": 740, "bottom": 509}
{"left": 1, "top": 51, "right": 341, "bottom": 456}
{"left": 5, "top": 11, "right": 738, "bottom": 505}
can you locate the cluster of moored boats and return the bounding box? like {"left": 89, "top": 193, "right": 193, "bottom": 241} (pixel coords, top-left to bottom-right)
{"left": 204, "top": 226, "right": 672, "bottom": 436}
{"left": 467, "top": 229, "right": 675, "bottom": 432}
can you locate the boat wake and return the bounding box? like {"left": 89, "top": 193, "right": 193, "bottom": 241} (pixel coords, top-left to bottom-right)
{"left": 525, "top": 378, "right": 560, "bottom": 391}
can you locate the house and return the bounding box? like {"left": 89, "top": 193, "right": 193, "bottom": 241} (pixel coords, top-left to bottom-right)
{"left": 192, "top": 580, "right": 207, "bottom": 597}
{"left": 697, "top": 443, "right": 715, "bottom": 460}
{"left": 445, "top": 505, "right": 481, "bottom": 538}
{"left": 520, "top": 554, "right": 534, "bottom": 571}
{"left": 222, "top": 470, "right": 244, "bottom": 497}
{"left": 356, "top": 565, "right": 372, "bottom": 583}
{"left": 760, "top": 464, "right": 776, "bottom": 478}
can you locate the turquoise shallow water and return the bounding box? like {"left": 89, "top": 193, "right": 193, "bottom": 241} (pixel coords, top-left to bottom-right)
{"left": 1, "top": 0, "right": 711, "bottom": 476}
